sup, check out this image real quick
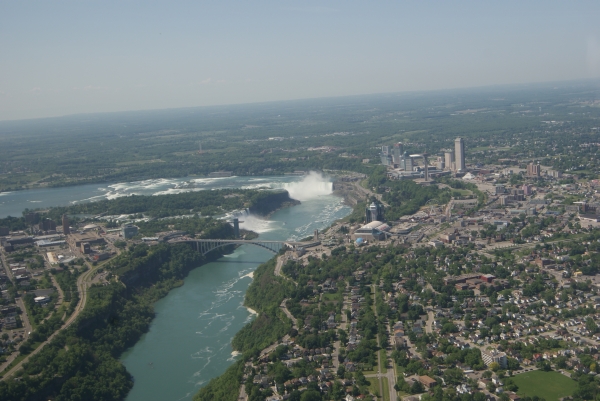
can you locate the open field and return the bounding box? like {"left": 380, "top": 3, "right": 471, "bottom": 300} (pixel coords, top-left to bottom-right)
{"left": 511, "top": 371, "right": 577, "bottom": 401}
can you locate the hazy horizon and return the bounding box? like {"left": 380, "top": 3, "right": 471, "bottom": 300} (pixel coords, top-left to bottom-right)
{"left": 0, "top": 77, "right": 598, "bottom": 124}
{"left": 2, "top": 1, "right": 600, "bottom": 121}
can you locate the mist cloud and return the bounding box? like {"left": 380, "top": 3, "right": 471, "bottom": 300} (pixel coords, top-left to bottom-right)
{"left": 284, "top": 171, "right": 332, "bottom": 201}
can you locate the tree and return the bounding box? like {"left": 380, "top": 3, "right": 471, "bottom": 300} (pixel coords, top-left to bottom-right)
{"left": 443, "top": 368, "right": 465, "bottom": 385}
{"left": 537, "top": 361, "right": 552, "bottom": 371}
{"left": 489, "top": 362, "right": 500, "bottom": 372}
{"left": 507, "top": 358, "right": 520, "bottom": 371}
{"left": 355, "top": 371, "right": 368, "bottom": 386}
{"left": 300, "top": 390, "right": 322, "bottom": 401}
{"left": 586, "top": 317, "right": 598, "bottom": 334}
{"left": 410, "top": 380, "right": 424, "bottom": 394}
{"left": 555, "top": 356, "right": 567, "bottom": 369}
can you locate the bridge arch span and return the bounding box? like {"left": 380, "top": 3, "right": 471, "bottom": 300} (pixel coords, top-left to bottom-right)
{"left": 190, "top": 239, "right": 285, "bottom": 256}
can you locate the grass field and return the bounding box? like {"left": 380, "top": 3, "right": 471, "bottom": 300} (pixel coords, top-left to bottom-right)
{"left": 511, "top": 371, "right": 577, "bottom": 401}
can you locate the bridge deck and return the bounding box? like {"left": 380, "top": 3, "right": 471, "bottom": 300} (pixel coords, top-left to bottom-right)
{"left": 168, "top": 238, "right": 321, "bottom": 256}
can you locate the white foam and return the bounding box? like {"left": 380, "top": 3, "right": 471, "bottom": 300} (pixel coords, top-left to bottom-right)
{"left": 283, "top": 171, "right": 332, "bottom": 201}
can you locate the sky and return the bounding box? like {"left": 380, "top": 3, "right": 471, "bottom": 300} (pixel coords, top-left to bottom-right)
{"left": 1, "top": 1, "right": 600, "bottom": 121}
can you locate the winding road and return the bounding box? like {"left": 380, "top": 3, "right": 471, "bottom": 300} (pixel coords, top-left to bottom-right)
{"left": 0, "top": 261, "right": 102, "bottom": 380}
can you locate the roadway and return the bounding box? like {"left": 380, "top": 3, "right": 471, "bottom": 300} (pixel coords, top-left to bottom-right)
{"left": 0, "top": 258, "right": 103, "bottom": 380}
{"left": 369, "top": 285, "right": 389, "bottom": 400}
{"left": 350, "top": 181, "right": 389, "bottom": 207}
{"left": 280, "top": 299, "right": 298, "bottom": 331}
{"left": 425, "top": 310, "right": 434, "bottom": 334}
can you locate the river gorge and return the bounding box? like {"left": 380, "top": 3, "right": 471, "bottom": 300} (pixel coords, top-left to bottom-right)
{"left": 0, "top": 174, "right": 352, "bottom": 400}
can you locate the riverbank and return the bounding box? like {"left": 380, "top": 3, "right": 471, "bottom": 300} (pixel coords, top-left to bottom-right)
{"left": 0, "top": 242, "right": 232, "bottom": 400}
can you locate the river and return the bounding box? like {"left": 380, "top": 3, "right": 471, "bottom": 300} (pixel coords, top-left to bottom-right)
{"left": 0, "top": 173, "right": 352, "bottom": 401}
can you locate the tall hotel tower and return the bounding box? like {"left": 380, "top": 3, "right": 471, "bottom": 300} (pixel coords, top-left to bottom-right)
{"left": 454, "top": 137, "right": 465, "bottom": 172}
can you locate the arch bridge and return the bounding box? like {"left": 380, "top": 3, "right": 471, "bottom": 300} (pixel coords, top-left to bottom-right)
{"left": 175, "top": 239, "right": 319, "bottom": 256}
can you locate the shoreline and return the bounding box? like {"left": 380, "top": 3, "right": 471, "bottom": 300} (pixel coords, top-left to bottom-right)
{"left": 244, "top": 306, "right": 258, "bottom": 315}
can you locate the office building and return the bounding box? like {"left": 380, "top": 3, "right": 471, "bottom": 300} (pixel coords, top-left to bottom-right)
{"left": 122, "top": 224, "right": 139, "bottom": 239}
{"left": 444, "top": 151, "right": 454, "bottom": 171}
{"left": 454, "top": 138, "right": 465, "bottom": 172}
{"left": 62, "top": 214, "right": 70, "bottom": 235}
{"left": 81, "top": 243, "right": 91, "bottom": 254}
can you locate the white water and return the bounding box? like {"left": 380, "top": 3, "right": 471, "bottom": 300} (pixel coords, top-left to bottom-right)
{"left": 283, "top": 171, "right": 333, "bottom": 201}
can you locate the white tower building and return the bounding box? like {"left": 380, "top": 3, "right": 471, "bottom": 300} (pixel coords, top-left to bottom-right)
{"left": 454, "top": 138, "right": 465, "bottom": 172}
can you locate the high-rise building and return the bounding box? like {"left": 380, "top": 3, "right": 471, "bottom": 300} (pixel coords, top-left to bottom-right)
{"left": 25, "top": 212, "right": 39, "bottom": 225}
{"left": 233, "top": 218, "right": 240, "bottom": 238}
{"left": 444, "top": 151, "right": 454, "bottom": 171}
{"left": 527, "top": 163, "right": 540, "bottom": 177}
{"left": 437, "top": 156, "right": 445, "bottom": 170}
{"left": 122, "top": 224, "right": 139, "bottom": 239}
{"left": 62, "top": 214, "right": 70, "bottom": 235}
{"left": 481, "top": 349, "right": 507, "bottom": 369}
{"left": 365, "top": 202, "right": 385, "bottom": 223}
{"left": 40, "top": 218, "right": 56, "bottom": 232}
{"left": 392, "top": 143, "right": 403, "bottom": 165}
{"left": 380, "top": 153, "right": 392, "bottom": 166}
{"left": 423, "top": 153, "right": 430, "bottom": 181}
{"left": 381, "top": 145, "right": 390, "bottom": 156}
{"left": 404, "top": 154, "right": 413, "bottom": 172}
{"left": 454, "top": 138, "right": 465, "bottom": 172}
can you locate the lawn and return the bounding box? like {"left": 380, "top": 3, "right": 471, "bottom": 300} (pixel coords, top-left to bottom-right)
{"left": 511, "top": 370, "right": 577, "bottom": 401}
{"left": 379, "top": 349, "right": 388, "bottom": 374}
{"left": 322, "top": 292, "right": 343, "bottom": 302}
{"left": 382, "top": 377, "right": 390, "bottom": 401}
{"left": 367, "top": 377, "right": 382, "bottom": 399}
